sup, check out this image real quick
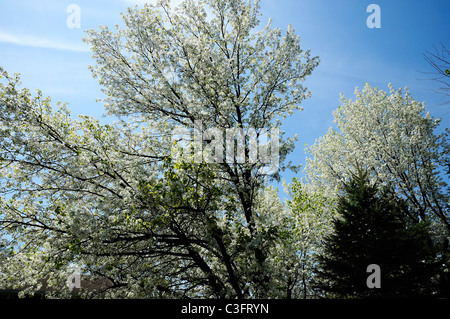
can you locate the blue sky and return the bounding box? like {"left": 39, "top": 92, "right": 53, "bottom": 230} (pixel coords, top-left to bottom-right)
{"left": 0, "top": 0, "right": 449, "bottom": 190}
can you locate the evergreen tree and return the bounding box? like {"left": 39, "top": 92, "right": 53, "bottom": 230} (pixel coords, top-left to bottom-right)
{"left": 316, "top": 167, "right": 435, "bottom": 298}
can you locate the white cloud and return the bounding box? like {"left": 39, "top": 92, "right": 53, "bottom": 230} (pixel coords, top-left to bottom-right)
{"left": 0, "top": 30, "right": 89, "bottom": 52}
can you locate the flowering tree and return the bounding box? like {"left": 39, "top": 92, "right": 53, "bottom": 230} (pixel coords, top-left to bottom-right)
{"left": 304, "top": 83, "right": 449, "bottom": 288}
{"left": 275, "top": 179, "right": 336, "bottom": 299}
{"left": 0, "top": 0, "right": 318, "bottom": 298}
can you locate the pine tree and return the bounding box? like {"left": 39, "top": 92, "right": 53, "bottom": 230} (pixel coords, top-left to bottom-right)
{"left": 316, "top": 167, "right": 435, "bottom": 298}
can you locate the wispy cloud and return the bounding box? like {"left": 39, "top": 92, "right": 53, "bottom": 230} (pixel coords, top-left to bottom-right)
{"left": 0, "top": 30, "right": 89, "bottom": 52}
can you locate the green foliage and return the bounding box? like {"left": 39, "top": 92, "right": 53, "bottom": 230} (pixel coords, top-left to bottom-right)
{"left": 304, "top": 83, "right": 450, "bottom": 297}
{"left": 1, "top": 0, "right": 447, "bottom": 300}
{"left": 264, "top": 179, "right": 336, "bottom": 299}
{"left": 0, "top": 0, "right": 318, "bottom": 299}
{"left": 316, "top": 167, "right": 436, "bottom": 298}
